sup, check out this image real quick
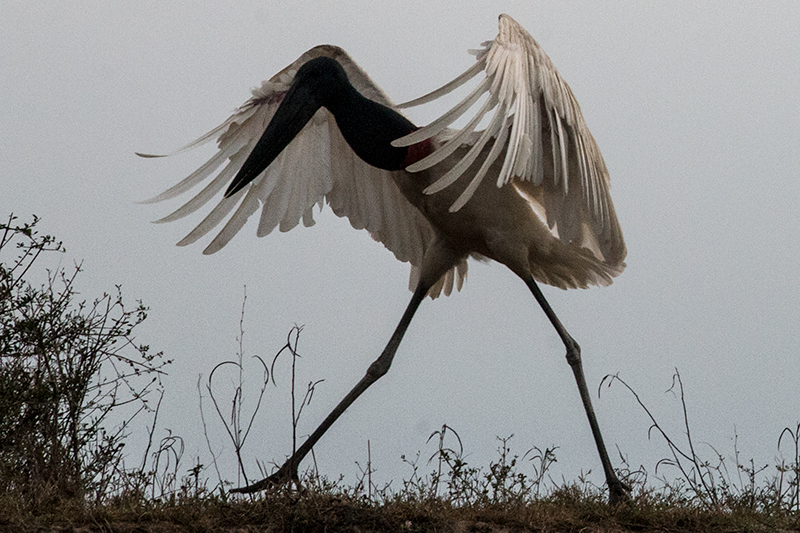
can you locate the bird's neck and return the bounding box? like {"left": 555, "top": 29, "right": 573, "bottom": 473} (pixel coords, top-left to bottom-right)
{"left": 325, "top": 84, "right": 430, "bottom": 171}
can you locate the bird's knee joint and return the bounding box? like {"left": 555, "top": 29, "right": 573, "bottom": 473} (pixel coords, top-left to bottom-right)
{"left": 565, "top": 340, "right": 581, "bottom": 367}
{"left": 366, "top": 359, "right": 390, "bottom": 380}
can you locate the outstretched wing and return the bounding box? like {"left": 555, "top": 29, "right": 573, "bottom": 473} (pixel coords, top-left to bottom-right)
{"left": 140, "top": 45, "right": 465, "bottom": 297}
{"left": 393, "top": 14, "right": 626, "bottom": 269}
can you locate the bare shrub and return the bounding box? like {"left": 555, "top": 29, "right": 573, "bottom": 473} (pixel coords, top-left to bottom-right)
{"left": 0, "top": 214, "right": 169, "bottom": 506}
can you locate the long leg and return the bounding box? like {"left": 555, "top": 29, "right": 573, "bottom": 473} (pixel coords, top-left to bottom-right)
{"left": 233, "top": 281, "right": 430, "bottom": 493}
{"left": 524, "top": 276, "right": 630, "bottom": 505}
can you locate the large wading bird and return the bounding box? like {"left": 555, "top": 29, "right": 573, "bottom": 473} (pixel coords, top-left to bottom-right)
{"left": 140, "top": 15, "right": 629, "bottom": 503}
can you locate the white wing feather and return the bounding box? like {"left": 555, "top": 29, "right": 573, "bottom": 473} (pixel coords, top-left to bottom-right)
{"left": 142, "top": 45, "right": 464, "bottom": 297}
{"left": 393, "top": 14, "right": 625, "bottom": 268}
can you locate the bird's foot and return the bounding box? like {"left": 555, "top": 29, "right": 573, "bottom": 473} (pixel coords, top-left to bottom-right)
{"left": 230, "top": 460, "right": 300, "bottom": 494}
{"left": 608, "top": 478, "right": 632, "bottom": 506}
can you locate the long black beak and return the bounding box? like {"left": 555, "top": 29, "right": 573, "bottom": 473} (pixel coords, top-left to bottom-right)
{"left": 225, "top": 79, "right": 323, "bottom": 197}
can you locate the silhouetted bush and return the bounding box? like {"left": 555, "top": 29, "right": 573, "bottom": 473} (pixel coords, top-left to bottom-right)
{"left": 0, "top": 214, "right": 168, "bottom": 506}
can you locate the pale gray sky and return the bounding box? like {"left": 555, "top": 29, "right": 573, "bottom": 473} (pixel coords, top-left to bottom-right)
{"left": 2, "top": 1, "right": 799, "bottom": 489}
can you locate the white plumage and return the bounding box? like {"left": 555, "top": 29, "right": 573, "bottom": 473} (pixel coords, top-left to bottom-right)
{"left": 141, "top": 14, "right": 625, "bottom": 297}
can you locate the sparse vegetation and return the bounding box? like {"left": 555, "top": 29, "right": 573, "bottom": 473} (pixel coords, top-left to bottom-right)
{"left": 0, "top": 214, "right": 170, "bottom": 512}
{"left": 2, "top": 214, "right": 799, "bottom": 532}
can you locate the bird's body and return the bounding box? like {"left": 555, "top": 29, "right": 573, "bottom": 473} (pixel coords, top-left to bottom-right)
{"left": 141, "top": 15, "right": 629, "bottom": 503}
{"left": 401, "top": 140, "right": 619, "bottom": 287}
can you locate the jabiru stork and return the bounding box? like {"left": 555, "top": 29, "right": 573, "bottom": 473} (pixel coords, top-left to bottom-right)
{"left": 140, "top": 14, "right": 629, "bottom": 503}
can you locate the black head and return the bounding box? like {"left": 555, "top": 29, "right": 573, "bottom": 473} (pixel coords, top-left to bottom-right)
{"left": 292, "top": 56, "right": 350, "bottom": 106}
